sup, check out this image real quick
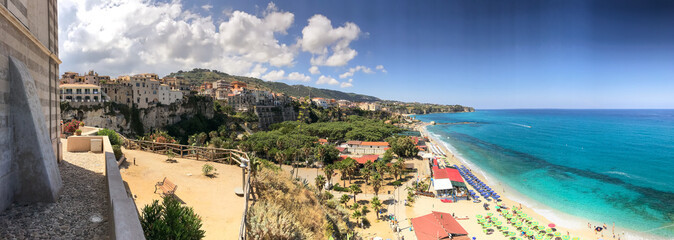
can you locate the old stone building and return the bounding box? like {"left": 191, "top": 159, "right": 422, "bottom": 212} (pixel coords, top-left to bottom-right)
{"left": 1, "top": 0, "right": 63, "bottom": 212}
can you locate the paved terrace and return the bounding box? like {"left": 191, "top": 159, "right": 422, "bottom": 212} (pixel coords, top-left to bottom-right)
{"left": 0, "top": 139, "right": 110, "bottom": 239}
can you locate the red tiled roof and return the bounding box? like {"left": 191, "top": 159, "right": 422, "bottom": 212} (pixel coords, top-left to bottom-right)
{"left": 361, "top": 141, "right": 389, "bottom": 147}
{"left": 433, "top": 168, "right": 464, "bottom": 183}
{"left": 411, "top": 211, "right": 468, "bottom": 240}
{"left": 355, "top": 155, "right": 379, "bottom": 164}
{"left": 345, "top": 140, "right": 362, "bottom": 145}
{"left": 319, "top": 138, "right": 328, "bottom": 143}
{"left": 335, "top": 147, "right": 346, "bottom": 152}
{"left": 432, "top": 211, "right": 468, "bottom": 236}
{"left": 417, "top": 146, "right": 427, "bottom": 151}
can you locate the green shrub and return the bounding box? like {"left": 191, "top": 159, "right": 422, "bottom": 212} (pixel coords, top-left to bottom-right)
{"left": 98, "top": 128, "right": 122, "bottom": 145}
{"left": 332, "top": 185, "right": 349, "bottom": 192}
{"left": 202, "top": 164, "right": 215, "bottom": 176}
{"left": 112, "top": 145, "right": 123, "bottom": 160}
{"left": 391, "top": 180, "right": 403, "bottom": 186}
{"left": 140, "top": 196, "right": 205, "bottom": 240}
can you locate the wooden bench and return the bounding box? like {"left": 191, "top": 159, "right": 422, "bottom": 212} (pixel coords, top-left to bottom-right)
{"left": 154, "top": 177, "right": 177, "bottom": 196}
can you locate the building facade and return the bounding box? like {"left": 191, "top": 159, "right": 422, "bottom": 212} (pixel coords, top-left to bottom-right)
{"left": 101, "top": 82, "right": 133, "bottom": 106}
{"left": 1, "top": 0, "right": 63, "bottom": 212}
{"left": 59, "top": 84, "right": 104, "bottom": 104}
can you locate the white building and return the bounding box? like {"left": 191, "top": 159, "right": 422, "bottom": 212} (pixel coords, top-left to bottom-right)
{"left": 312, "top": 98, "right": 329, "bottom": 108}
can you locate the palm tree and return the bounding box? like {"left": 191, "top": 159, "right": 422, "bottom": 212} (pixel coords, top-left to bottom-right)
{"left": 392, "top": 159, "right": 405, "bottom": 181}
{"left": 352, "top": 210, "right": 362, "bottom": 226}
{"left": 371, "top": 196, "right": 382, "bottom": 220}
{"left": 372, "top": 174, "right": 382, "bottom": 196}
{"left": 323, "top": 164, "right": 335, "bottom": 186}
{"left": 315, "top": 175, "right": 326, "bottom": 193}
{"left": 274, "top": 151, "right": 285, "bottom": 169}
{"left": 344, "top": 158, "right": 357, "bottom": 184}
{"left": 349, "top": 184, "right": 362, "bottom": 203}
{"left": 360, "top": 167, "right": 371, "bottom": 185}
{"left": 340, "top": 194, "right": 351, "bottom": 208}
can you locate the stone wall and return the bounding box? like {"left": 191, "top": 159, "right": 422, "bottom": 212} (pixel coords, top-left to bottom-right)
{"left": 0, "top": 1, "right": 61, "bottom": 212}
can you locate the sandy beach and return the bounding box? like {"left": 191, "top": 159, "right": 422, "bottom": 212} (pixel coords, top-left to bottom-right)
{"left": 119, "top": 148, "right": 246, "bottom": 240}
{"left": 415, "top": 123, "right": 620, "bottom": 240}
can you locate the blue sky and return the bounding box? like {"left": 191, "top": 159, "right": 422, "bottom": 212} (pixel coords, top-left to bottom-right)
{"left": 59, "top": 0, "right": 674, "bottom": 109}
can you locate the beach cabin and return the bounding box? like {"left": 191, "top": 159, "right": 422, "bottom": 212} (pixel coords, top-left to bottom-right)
{"left": 432, "top": 167, "right": 469, "bottom": 202}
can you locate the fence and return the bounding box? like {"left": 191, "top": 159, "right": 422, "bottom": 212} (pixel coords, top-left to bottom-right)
{"left": 122, "top": 139, "right": 249, "bottom": 166}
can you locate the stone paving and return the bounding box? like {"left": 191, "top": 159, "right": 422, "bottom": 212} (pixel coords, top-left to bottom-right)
{"left": 0, "top": 140, "right": 110, "bottom": 240}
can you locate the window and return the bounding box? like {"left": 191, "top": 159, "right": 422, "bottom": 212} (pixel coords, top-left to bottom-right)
{"left": 76, "top": 89, "right": 82, "bottom": 94}
{"left": 85, "top": 89, "right": 90, "bottom": 94}
{"left": 136, "top": 83, "right": 140, "bottom": 87}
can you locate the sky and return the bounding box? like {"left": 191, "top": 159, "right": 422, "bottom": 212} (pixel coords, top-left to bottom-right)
{"left": 58, "top": 0, "right": 674, "bottom": 109}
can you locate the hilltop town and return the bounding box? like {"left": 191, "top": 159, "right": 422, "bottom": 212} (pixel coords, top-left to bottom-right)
{"left": 58, "top": 69, "right": 473, "bottom": 134}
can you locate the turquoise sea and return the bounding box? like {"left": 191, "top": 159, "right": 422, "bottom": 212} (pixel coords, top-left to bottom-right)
{"left": 415, "top": 110, "right": 674, "bottom": 239}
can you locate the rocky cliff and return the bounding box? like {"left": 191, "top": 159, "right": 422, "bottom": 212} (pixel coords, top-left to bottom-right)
{"left": 61, "top": 96, "right": 214, "bottom": 137}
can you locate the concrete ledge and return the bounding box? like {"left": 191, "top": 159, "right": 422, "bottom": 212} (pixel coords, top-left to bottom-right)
{"left": 102, "top": 136, "right": 146, "bottom": 240}
{"left": 67, "top": 136, "right": 104, "bottom": 152}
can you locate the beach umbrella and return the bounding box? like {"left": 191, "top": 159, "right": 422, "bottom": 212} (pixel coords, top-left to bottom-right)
{"left": 562, "top": 236, "right": 570, "bottom": 240}
{"left": 548, "top": 223, "right": 556, "bottom": 228}
{"left": 495, "top": 221, "right": 503, "bottom": 226}
{"left": 571, "top": 238, "right": 579, "bottom": 240}
{"left": 487, "top": 213, "right": 494, "bottom": 216}
{"left": 526, "top": 217, "right": 533, "bottom": 221}
{"left": 554, "top": 232, "right": 561, "bottom": 237}
{"left": 526, "top": 230, "right": 534, "bottom": 236}
{"left": 535, "top": 234, "right": 544, "bottom": 240}
{"left": 476, "top": 214, "right": 483, "bottom": 219}
{"left": 532, "top": 221, "right": 539, "bottom": 226}
{"left": 546, "top": 228, "right": 553, "bottom": 233}
{"left": 502, "top": 226, "right": 509, "bottom": 231}
{"left": 509, "top": 231, "right": 516, "bottom": 237}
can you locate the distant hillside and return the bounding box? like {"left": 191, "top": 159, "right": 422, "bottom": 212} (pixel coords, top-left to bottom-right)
{"left": 164, "top": 68, "right": 380, "bottom": 102}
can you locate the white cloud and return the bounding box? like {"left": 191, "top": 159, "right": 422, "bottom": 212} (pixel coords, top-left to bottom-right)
{"left": 309, "top": 66, "right": 320, "bottom": 75}
{"left": 201, "top": 4, "right": 213, "bottom": 11}
{"left": 376, "top": 65, "right": 387, "bottom": 73}
{"left": 299, "top": 14, "right": 361, "bottom": 67}
{"left": 316, "top": 75, "right": 339, "bottom": 85}
{"left": 339, "top": 65, "right": 373, "bottom": 79}
{"left": 340, "top": 79, "right": 353, "bottom": 88}
{"left": 248, "top": 64, "right": 268, "bottom": 78}
{"left": 58, "top": 0, "right": 298, "bottom": 77}
{"left": 262, "top": 70, "right": 286, "bottom": 81}
{"left": 287, "top": 72, "right": 311, "bottom": 82}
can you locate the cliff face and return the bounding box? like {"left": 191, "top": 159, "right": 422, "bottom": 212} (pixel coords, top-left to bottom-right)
{"left": 61, "top": 97, "right": 214, "bottom": 136}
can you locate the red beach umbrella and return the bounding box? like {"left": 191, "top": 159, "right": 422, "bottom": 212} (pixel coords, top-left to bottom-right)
{"left": 548, "top": 223, "right": 556, "bottom": 228}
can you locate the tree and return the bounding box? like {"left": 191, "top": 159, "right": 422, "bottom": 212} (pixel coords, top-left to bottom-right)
{"left": 349, "top": 184, "right": 362, "bottom": 203}
{"left": 340, "top": 194, "right": 351, "bottom": 208}
{"left": 371, "top": 196, "right": 382, "bottom": 220}
{"left": 372, "top": 174, "right": 382, "bottom": 196}
{"left": 323, "top": 164, "right": 335, "bottom": 186}
{"left": 140, "top": 196, "right": 206, "bottom": 240}
{"left": 387, "top": 136, "right": 419, "bottom": 158}
{"left": 382, "top": 149, "right": 394, "bottom": 163}
{"left": 360, "top": 167, "right": 371, "bottom": 185}
{"left": 315, "top": 175, "right": 326, "bottom": 193}
{"left": 393, "top": 159, "right": 406, "bottom": 181}
{"left": 351, "top": 210, "right": 362, "bottom": 226}
{"left": 343, "top": 158, "right": 358, "bottom": 184}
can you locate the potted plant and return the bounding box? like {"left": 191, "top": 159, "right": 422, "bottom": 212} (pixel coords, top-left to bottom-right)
{"left": 75, "top": 129, "right": 82, "bottom": 136}
{"left": 79, "top": 121, "right": 85, "bottom": 127}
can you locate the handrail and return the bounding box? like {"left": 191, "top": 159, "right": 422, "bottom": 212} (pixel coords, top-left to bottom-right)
{"left": 121, "top": 138, "right": 248, "bottom": 165}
